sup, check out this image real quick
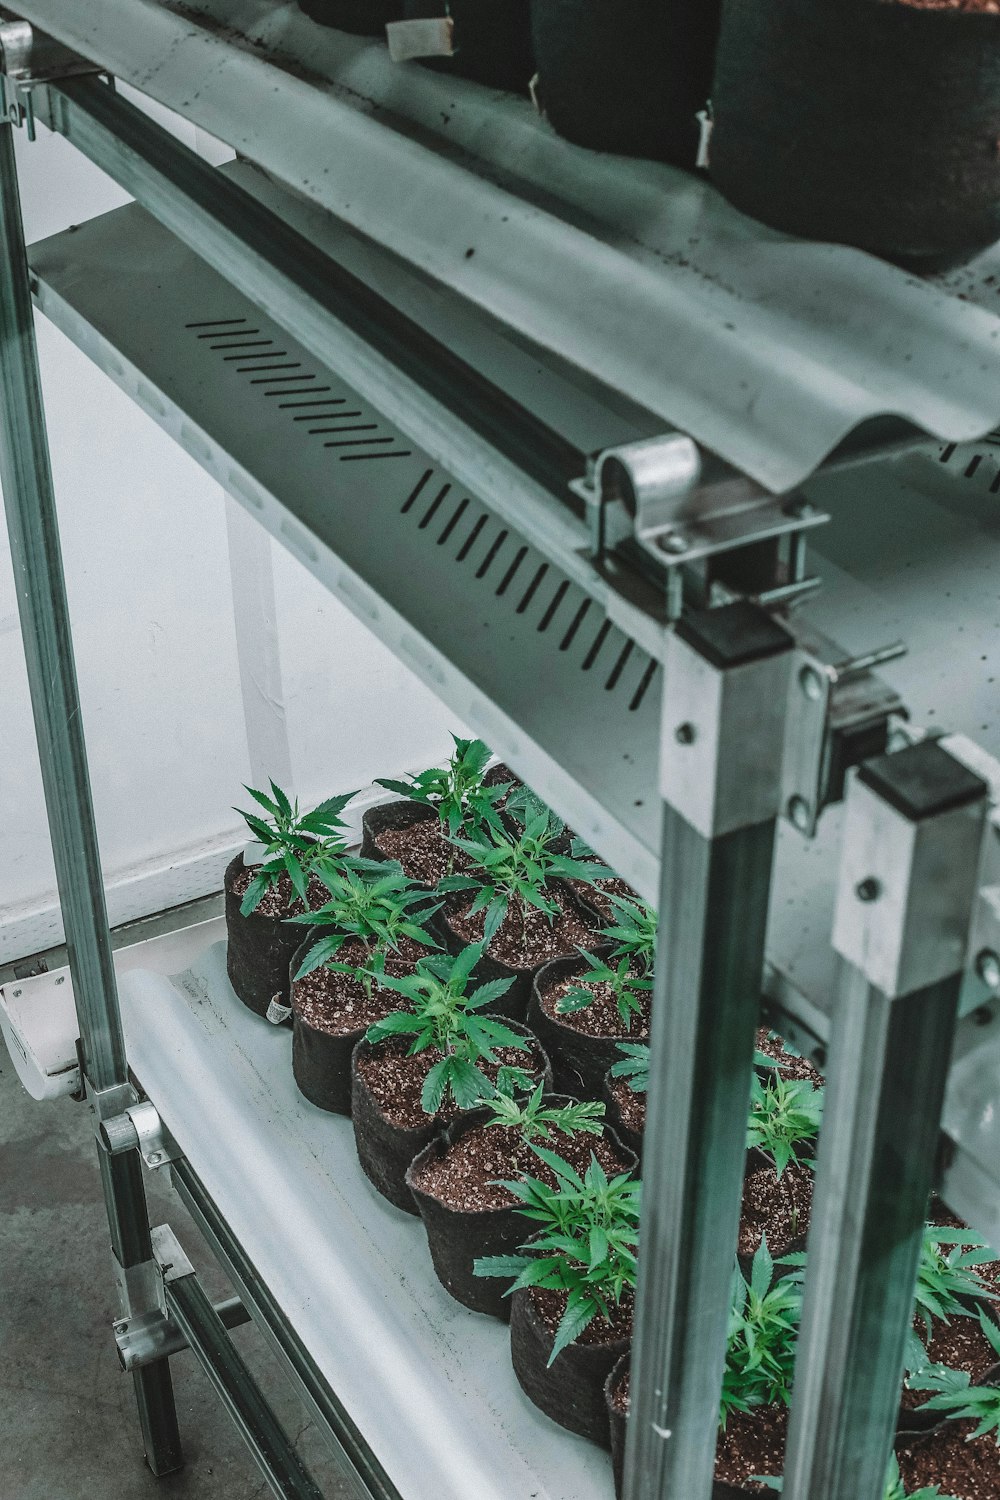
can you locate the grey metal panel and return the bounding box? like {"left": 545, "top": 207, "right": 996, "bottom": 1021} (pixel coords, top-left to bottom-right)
{"left": 29, "top": 199, "right": 663, "bottom": 899}
{"left": 118, "top": 945, "right": 614, "bottom": 1500}
{"left": 14, "top": 0, "right": 1000, "bottom": 492}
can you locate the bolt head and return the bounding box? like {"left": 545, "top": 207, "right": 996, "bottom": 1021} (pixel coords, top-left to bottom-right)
{"left": 798, "top": 665, "right": 824, "bottom": 702}
{"left": 787, "top": 795, "right": 812, "bottom": 832}
{"left": 855, "top": 877, "right": 881, "bottom": 903}
{"left": 11, "top": 988, "right": 21, "bottom": 997}
{"left": 147, "top": 1152, "right": 162, "bottom": 1166}
{"left": 658, "top": 531, "right": 688, "bottom": 556}
{"left": 674, "top": 722, "right": 697, "bottom": 746}
{"left": 976, "top": 949, "right": 1000, "bottom": 993}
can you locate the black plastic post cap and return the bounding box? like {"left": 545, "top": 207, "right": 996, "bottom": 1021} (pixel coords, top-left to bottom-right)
{"left": 857, "top": 740, "right": 988, "bottom": 823}
{"left": 674, "top": 600, "right": 793, "bottom": 670}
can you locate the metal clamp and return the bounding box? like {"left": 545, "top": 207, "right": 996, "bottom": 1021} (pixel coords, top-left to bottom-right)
{"left": 99, "top": 1100, "right": 181, "bottom": 1169}
{"left": 572, "top": 433, "right": 829, "bottom": 618}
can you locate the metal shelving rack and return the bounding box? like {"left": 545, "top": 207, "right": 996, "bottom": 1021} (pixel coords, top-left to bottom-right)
{"left": 6, "top": 5, "right": 1000, "bottom": 1499}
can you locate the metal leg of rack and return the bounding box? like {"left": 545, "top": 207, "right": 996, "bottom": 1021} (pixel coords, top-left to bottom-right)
{"left": 0, "top": 118, "right": 183, "bottom": 1476}
{"left": 624, "top": 601, "right": 795, "bottom": 1500}
{"left": 783, "top": 740, "right": 988, "bottom": 1500}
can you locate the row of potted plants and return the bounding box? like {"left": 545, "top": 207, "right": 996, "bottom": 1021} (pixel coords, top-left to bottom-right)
{"left": 295, "top": 1, "right": 1000, "bottom": 265}
{"left": 222, "top": 740, "right": 1000, "bottom": 1496}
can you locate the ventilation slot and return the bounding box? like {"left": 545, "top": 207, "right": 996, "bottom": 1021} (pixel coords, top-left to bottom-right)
{"left": 437, "top": 498, "right": 469, "bottom": 546}
{"left": 516, "top": 563, "right": 549, "bottom": 615}
{"left": 581, "top": 621, "right": 612, "bottom": 671}
{"left": 287, "top": 400, "right": 348, "bottom": 414}
{"left": 456, "top": 515, "right": 487, "bottom": 561}
{"left": 559, "top": 600, "right": 591, "bottom": 652}
{"left": 264, "top": 384, "right": 331, "bottom": 398}
{"left": 186, "top": 317, "right": 251, "bottom": 331}
{"left": 340, "top": 449, "right": 412, "bottom": 462}
{"left": 223, "top": 351, "right": 288, "bottom": 363}
{"left": 402, "top": 471, "right": 434, "bottom": 515}
{"left": 940, "top": 444, "right": 957, "bottom": 464}
{"left": 629, "top": 660, "right": 658, "bottom": 712}
{"left": 493, "top": 543, "right": 525, "bottom": 592}
{"left": 605, "top": 640, "right": 634, "bottom": 692}
{"left": 419, "top": 484, "right": 450, "bottom": 530}
{"left": 537, "top": 581, "right": 569, "bottom": 633}
{"left": 966, "top": 454, "right": 983, "bottom": 480}
{"left": 304, "top": 413, "right": 363, "bottom": 432}
{"left": 475, "top": 531, "right": 510, "bottom": 581}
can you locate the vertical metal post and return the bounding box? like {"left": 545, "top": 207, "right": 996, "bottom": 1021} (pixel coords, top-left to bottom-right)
{"left": 624, "top": 601, "right": 794, "bottom": 1500}
{"left": 0, "top": 119, "right": 183, "bottom": 1474}
{"left": 783, "top": 740, "right": 988, "bottom": 1500}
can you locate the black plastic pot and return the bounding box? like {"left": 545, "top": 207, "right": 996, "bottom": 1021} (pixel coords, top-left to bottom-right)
{"left": 601, "top": 1070, "right": 645, "bottom": 1163}
{"left": 298, "top": 0, "right": 403, "bottom": 34}
{"left": 710, "top": 0, "right": 1000, "bottom": 265}
{"left": 351, "top": 1024, "right": 552, "bottom": 1214}
{"left": 530, "top": 949, "right": 648, "bottom": 1100}
{"left": 509, "top": 1283, "right": 631, "bottom": 1446}
{"left": 400, "top": 0, "right": 533, "bottom": 92}
{"left": 224, "top": 854, "right": 305, "bottom": 1020}
{"left": 437, "top": 883, "right": 601, "bottom": 1026}
{"left": 530, "top": 0, "right": 719, "bottom": 167}
{"left": 407, "top": 1104, "right": 636, "bottom": 1319}
{"left": 290, "top": 932, "right": 376, "bottom": 1116}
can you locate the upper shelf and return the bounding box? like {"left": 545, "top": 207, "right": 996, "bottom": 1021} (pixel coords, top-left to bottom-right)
{"left": 16, "top": 0, "right": 1000, "bottom": 493}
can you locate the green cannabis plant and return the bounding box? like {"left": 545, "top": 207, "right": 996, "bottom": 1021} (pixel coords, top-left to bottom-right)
{"left": 483, "top": 1084, "right": 605, "bottom": 1144}
{"left": 235, "top": 782, "right": 356, "bottom": 917}
{"left": 556, "top": 895, "right": 656, "bottom": 1030}
{"left": 474, "top": 1152, "right": 641, "bottom": 1361}
{"left": 290, "top": 862, "right": 440, "bottom": 985}
{"left": 721, "top": 1238, "right": 803, "bottom": 1427}
{"left": 746, "top": 1073, "right": 824, "bottom": 1179}
{"left": 364, "top": 944, "right": 532, "bottom": 1114}
{"left": 375, "top": 736, "right": 507, "bottom": 839}
{"left": 909, "top": 1307, "right": 1000, "bottom": 1443}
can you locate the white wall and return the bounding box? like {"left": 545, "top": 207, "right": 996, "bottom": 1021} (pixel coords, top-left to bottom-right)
{"left": 0, "top": 110, "right": 456, "bottom": 960}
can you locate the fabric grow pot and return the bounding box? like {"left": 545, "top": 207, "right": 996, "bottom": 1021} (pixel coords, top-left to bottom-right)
{"left": 529, "top": 0, "right": 720, "bottom": 167}
{"left": 298, "top": 0, "right": 403, "bottom": 34}
{"left": 530, "top": 949, "right": 650, "bottom": 1100}
{"left": 398, "top": 0, "right": 534, "bottom": 92}
{"left": 605, "top": 1352, "right": 629, "bottom": 1499}
{"left": 360, "top": 798, "right": 456, "bottom": 887}
{"left": 224, "top": 854, "right": 308, "bottom": 1020}
{"left": 407, "top": 1104, "right": 637, "bottom": 1319}
{"left": 709, "top": 0, "right": 1000, "bottom": 265}
{"left": 509, "top": 1282, "right": 631, "bottom": 1445}
{"left": 601, "top": 1069, "right": 644, "bottom": 1163}
{"left": 351, "top": 1023, "right": 552, "bottom": 1213}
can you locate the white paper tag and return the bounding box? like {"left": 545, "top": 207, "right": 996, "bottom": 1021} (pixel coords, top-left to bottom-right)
{"left": 266, "top": 997, "right": 293, "bottom": 1025}
{"left": 385, "top": 17, "right": 455, "bottom": 63}
{"left": 696, "top": 106, "right": 714, "bottom": 171}
{"left": 243, "top": 840, "right": 267, "bottom": 867}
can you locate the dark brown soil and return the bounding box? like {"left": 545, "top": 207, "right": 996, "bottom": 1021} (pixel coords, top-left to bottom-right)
{"left": 411, "top": 1122, "right": 631, "bottom": 1212}
{"left": 573, "top": 875, "right": 643, "bottom": 926}
{"left": 610, "top": 1365, "right": 629, "bottom": 1415}
{"left": 291, "top": 934, "right": 428, "bottom": 1036}
{"left": 739, "top": 1158, "right": 814, "bottom": 1259}
{"left": 447, "top": 894, "right": 593, "bottom": 971}
{"left": 754, "top": 1028, "right": 825, "bottom": 1085}
{"left": 714, "top": 1405, "right": 788, "bottom": 1493}
{"left": 539, "top": 972, "right": 652, "bottom": 1040}
{"left": 532, "top": 1285, "right": 634, "bottom": 1348}
{"left": 901, "top": 1315, "right": 1000, "bottom": 1411}
{"left": 373, "top": 816, "right": 462, "bottom": 887}
{"left": 355, "top": 1035, "right": 546, "bottom": 1129}
{"left": 231, "top": 864, "right": 330, "bottom": 918}
{"left": 606, "top": 1073, "right": 647, "bottom": 1136}
{"left": 897, "top": 1419, "right": 1000, "bottom": 1500}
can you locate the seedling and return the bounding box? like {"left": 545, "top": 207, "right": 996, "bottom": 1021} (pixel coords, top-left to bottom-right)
{"left": 474, "top": 1153, "right": 641, "bottom": 1361}
{"left": 483, "top": 1084, "right": 605, "bottom": 1144}
{"left": 375, "top": 736, "right": 508, "bottom": 841}
{"left": 760, "top": 1456, "right": 957, "bottom": 1500}
{"left": 235, "top": 782, "right": 356, "bottom": 917}
{"left": 912, "top": 1225, "right": 998, "bottom": 1344}
{"left": 505, "top": 783, "right": 565, "bottom": 838}
{"left": 289, "top": 863, "right": 441, "bottom": 987}
{"left": 441, "top": 811, "right": 609, "bottom": 948}
{"left": 909, "top": 1307, "right": 1000, "bottom": 1442}
{"left": 555, "top": 895, "right": 656, "bottom": 1031}
{"left": 721, "top": 1238, "right": 803, "bottom": 1427}
{"left": 364, "top": 944, "right": 531, "bottom": 1114}
{"left": 610, "top": 1042, "right": 650, "bottom": 1095}
{"left": 746, "top": 1073, "right": 824, "bottom": 1179}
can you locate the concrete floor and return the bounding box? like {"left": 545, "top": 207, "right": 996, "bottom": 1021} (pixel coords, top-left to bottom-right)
{"left": 0, "top": 1046, "right": 354, "bottom": 1500}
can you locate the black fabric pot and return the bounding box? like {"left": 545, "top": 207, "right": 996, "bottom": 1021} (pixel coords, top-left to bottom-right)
{"left": 290, "top": 931, "right": 366, "bottom": 1116}
{"left": 224, "top": 854, "right": 304, "bottom": 1020}
{"left": 407, "top": 1105, "right": 637, "bottom": 1319}
{"left": 360, "top": 798, "right": 443, "bottom": 878}
{"left": 351, "top": 1023, "right": 552, "bottom": 1214}
{"left": 509, "top": 1284, "right": 630, "bottom": 1445}
{"left": 530, "top": 949, "right": 647, "bottom": 1100}
{"left": 298, "top": 0, "right": 403, "bottom": 34}
{"left": 601, "top": 1071, "right": 644, "bottom": 1164}
{"left": 605, "top": 1352, "right": 629, "bottom": 1499}
{"left": 437, "top": 882, "right": 600, "bottom": 1025}
{"left": 401, "top": 0, "right": 534, "bottom": 92}
{"left": 710, "top": 0, "right": 1000, "bottom": 265}
{"left": 530, "top": 0, "right": 719, "bottom": 167}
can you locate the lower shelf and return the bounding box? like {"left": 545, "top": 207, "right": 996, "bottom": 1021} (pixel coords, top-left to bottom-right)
{"left": 119, "top": 941, "right": 612, "bottom": 1500}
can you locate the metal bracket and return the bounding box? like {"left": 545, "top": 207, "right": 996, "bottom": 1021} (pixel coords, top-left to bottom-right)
{"left": 114, "top": 1295, "right": 250, "bottom": 1373}
{"left": 150, "top": 1223, "right": 196, "bottom": 1285}
{"left": 781, "top": 624, "right": 907, "bottom": 837}
{"left": 99, "top": 1099, "right": 182, "bottom": 1169}
{"left": 571, "top": 433, "right": 828, "bottom": 618}
{"left": 87, "top": 1074, "right": 138, "bottom": 1127}
{"left": 0, "top": 17, "right": 101, "bottom": 141}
